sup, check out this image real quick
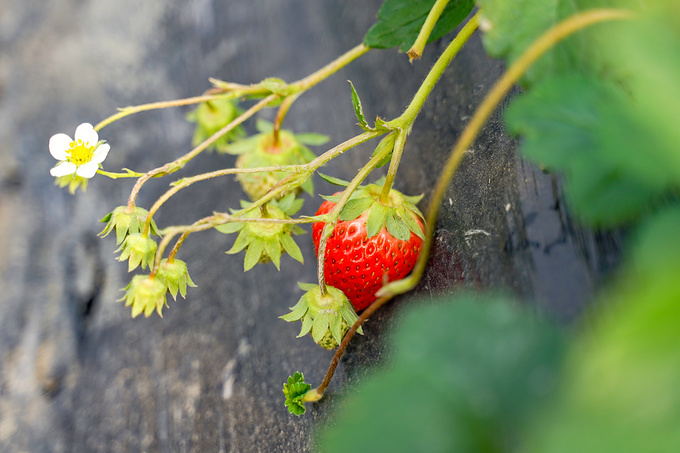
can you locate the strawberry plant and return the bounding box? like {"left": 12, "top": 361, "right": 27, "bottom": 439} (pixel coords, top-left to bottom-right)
{"left": 47, "top": 0, "right": 680, "bottom": 450}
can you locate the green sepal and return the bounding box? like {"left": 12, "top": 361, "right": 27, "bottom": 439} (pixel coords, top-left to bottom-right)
{"left": 264, "top": 236, "right": 282, "bottom": 270}
{"left": 243, "top": 238, "right": 264, "bottom": 271}
{"left": 215, "top": 221, "right": 245, "bottom": 234}
{"left": 330, "top": 312, "right": 343, "bottom": 345}
{"left": 386, "top": 211, "right": 411, "bottom": 241}
{"left": 255, "top": 118, "right": 274, "bottom": 133}
{"left": 298, "top": 313, "right": 314, "bottom": 338}
{"left": 226, "top": 230, "right": 250, "bottom": 254}
{"left": 366, "top": 202, "right": 389, "bottom": 238}
{"left": 280, "top": 296, "right": 309, "bottom": 322}
{"left": 277, "top": 192, "right": 304, "bottom": 216}
{"left": 220, "top": 135, "right": 259, "bottom": 155}
{"left": 312, "top": 311, "right": 331, "bottom": 343}
{"left": 283, "top": 372, "right": 312, "bottom": 416}
{"left": 397, "top": 207, "right": 425, "bottom": 240}
{"left": 296, "top": 133, "right": 330, "bottom": 146}
{"left": 318, "top": 173, "right": 350, "bottom": 187}
{"left": 298, "top": 282, "right": 318, "bottom": 291}
{"left": 340, "top": 304, "right": 363, "bottom": 336}
{"left": 280, "top": 234, "right": 304, "bottom": 264}
{"left": 348, "top": 80, "right": 372, "bottom": 131}
{"left": 339, "top": 197, "right": 374, "bottom": 222}
{"left": 320, "top": 193, "right": 342, "bottom": 203}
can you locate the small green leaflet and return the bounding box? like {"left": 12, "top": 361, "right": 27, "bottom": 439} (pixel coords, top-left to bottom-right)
{"left": 364, "top": 0, "right": 475, "bottom": 52}
{"left": 506, "top": 74, "right": 676, "bottom": 226}
{"left": 318, "top": 173, "right": 350, "bottom": 187}
{"left": 283, "top": 372, "right": 311, "bottom": 416}
{"left": 348, "top": 80, "right": 371, "bottom": 131}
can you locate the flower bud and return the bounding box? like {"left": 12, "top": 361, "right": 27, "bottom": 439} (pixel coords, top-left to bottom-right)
{"left": 117, "top": 233, "right": 157, "bottom": 271}
{"left": 156, "top": 259, "right": 197, "bottom": 300}
{"left": 100, "top": 205, "right": 160, "bottom": 244}
{"left": 120, "top": 275, "right": 167, "bottom": 318}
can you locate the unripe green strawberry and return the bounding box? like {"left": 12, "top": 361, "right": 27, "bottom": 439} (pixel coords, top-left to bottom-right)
{"left": 313, "top": 182, "right": 425, "bottom": 311}
{"left": 186, "top": 98, "right": 245, "bottom": 150}
{"left": 223, "top": 127, "right": 324, "bottom": 201}
{"left": 280, "top": 283, "right": 362, "bottom": 350}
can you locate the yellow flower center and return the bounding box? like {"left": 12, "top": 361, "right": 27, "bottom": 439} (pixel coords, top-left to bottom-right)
{"left": 67, "top": 139, "right": 95, "bottom": 165}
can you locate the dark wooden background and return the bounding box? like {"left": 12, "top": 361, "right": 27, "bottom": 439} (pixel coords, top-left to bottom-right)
{"left": 0, "top": 1, "right": 622, "bottom": 451}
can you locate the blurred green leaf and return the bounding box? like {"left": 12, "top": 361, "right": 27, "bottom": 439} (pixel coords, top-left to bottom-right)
{"left": 524, "top": 207, "right": 680, "bottom": 452}
{"left": 477, "top": 0, "right": 584, "bottom": 86}
{"left": 505, "top": 74, "right": 679, "bottom": 226}
{"left": 317, "top": 294, "right": 565, "bottom": 452}
{"left": 364, "top": 0, "right": 475, "bottom": 52}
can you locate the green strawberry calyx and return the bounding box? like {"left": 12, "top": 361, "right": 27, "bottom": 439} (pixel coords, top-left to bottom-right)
{"left": 280, "top": 283, "right": 363, "bottom": 350}
{"left": 319, "top": 174, "right": 425, "bottom": 241}
{"left": 215, "top": 193, "right": 305, "bottom": 271}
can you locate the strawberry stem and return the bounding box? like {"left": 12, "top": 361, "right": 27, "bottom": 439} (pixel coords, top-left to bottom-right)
{"left": 379, "top": 128, "right": 408, "bottom": 203}
{"left": 390, "top": 10, "right": 480, "bottom": 130}
{"left": 273, "top": 93, "right": 300, "bottom": 147}
{"left": 407, "top": 0, "right": 451, "bottom": 61}
{"left": 133, "top": 94, "right": 278, "bottom": 227}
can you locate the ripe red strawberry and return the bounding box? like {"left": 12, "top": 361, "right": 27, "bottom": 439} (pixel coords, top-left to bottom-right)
{"left": 312, "top": 183, "right": 425, "bottom": 311}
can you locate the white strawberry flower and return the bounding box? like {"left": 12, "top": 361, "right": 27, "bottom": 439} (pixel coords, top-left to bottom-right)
{"left": 49, "top": 123, "right": 110, "bottom": 179}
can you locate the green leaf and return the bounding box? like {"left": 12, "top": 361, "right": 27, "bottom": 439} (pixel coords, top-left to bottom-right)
{"left": 477, "top": 0, "right": 582, "bottom": 86}
{"left": 317, "top": 294, "right": 565, "bottom": 451}
{"left": 364, "top": 0, "right": 475, "bottom": 52}
{"left": 366, "top": 202, "right": 389, "bottom": 238}
{"left": 243, "top": 238, "right": 264, "bottom": 271}
{"left": 318, "top": 173, "right": 350, "bottom": 187}
{"left": 283, "top": 372, "right": 311, "bottom": 416}
{"left": 280, "top": 233, "right": 304, "bottom": 264}
{"left": 506, "top": 74, "right": 677, "bottom": 226}
{"left": 348, "top": 80, "right": 371, "bottom": 131}
{"left": 524, "top": 207, "right": 680, "bottom": 452}
{"left": 339, "top": 197, "right": 374, "bottom": 222}
{"left": 296, "top": 133, "right": 330, "bottom": 146}
{"left": 385, "top": 210, "right": 411, "bottom": 241}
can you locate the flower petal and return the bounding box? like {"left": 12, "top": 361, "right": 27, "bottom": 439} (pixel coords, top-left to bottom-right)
{"left": 50, "top": 161, "right": 77, "bottom": 177}
{"left": 49, "top": 133, "right": 72, "bottom": 160}
{"left": 76, "top": 162, "right": 99, "bottom": 178}
{"left": 74, "top": 123, "right": 98, "bottom": 146}
{"left": 91, "top": 143, "right": 110, "bottom": 164}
